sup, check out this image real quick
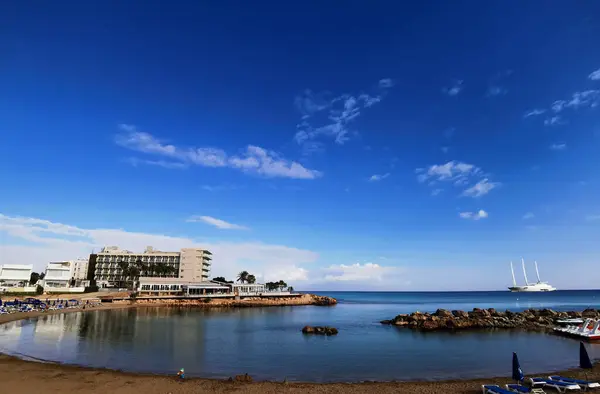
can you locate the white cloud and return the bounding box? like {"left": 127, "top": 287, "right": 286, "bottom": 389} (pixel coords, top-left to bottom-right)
{"left": 322, "top": 262, "right": 395, "bottom": 282}
{"left": 116, "top": 125, "right": 321, "bottom": 180}
{"left": 544, "top": 116, "right": 564, "bottom": 126}
{"left": 127, "top": 157, "right": 188, "bottom": 170}
{"left": 549, "top": 143, "right": 567, "bottom": 151}
{"left": 187, "top": 216, "right": 248, "bottom": 230}
{"left": 0, "top": 213, "right": 317, "bottom": 283}
{"left": 459, "top": 210, "right": 488, "bottom": 220}
{"left": 549, "top": 91, "right": 600, "bottom": 114}
{"left": 589, "top": 68, "right": 600, "bottom": 81}
{"left": 378, "top": 78, "right": 394, "bottom": 88}
{"left": 431, "top": 188, "right": 443, "bottom": 196}
{"left": 443, "top": 80, "right": 463, "bottom": 96}
{"left": 486, "top": 86, "right": 507, "bottom": 97}
{"left": 294, "top": 79, "right": 393, "bottom": 147}
{"left": 462, "top": 178, "right": 500, "bottom": 198}
{"left": 369, "top": 173, "right": 390, "bottom": 182}
{"left": 523, "top": 212, "right": 535, "bottom": 220}
{"left": 524, "top": 109, "right": 546, "bottom": 118}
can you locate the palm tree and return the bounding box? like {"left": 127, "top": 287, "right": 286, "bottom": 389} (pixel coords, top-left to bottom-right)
{"left": 247, "top": 274, "right": 256, "bottom": 284}
{"left": 277, "top": 280, "right": 287, "bottom": 291}
{"left": 237, "top": 271, "right": 249, "bottom": 283}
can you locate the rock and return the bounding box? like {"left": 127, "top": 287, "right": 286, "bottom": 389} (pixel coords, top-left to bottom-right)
{"left": 539, "top": 308, "right": 557, "bottom": 317}
{"left": 393, "top": 320, "right": 408, "bottom": 327}
{"left": 452, "top": 310, "right": 469, "bottom": 318}
{"left": 582, "top": 308, "right": 598, "bottom": 318}
{"left": 434, "top": 308, "right": 453, "bottom": 318}
{"left": 301, "top": 325, "right": 338, "bottom": 335}
{"left": 311, "top": 295, "right": 337, "bottom": 306}
{"left": 420, "top": 320, "right": 440, "bottom": 331}
{"left": 234, "top": 373, "right": 253, "bottom": 383}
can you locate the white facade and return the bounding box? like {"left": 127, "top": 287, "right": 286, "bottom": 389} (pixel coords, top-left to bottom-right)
{"left": 0, "top": 264, "right": 33, "bottom": 287}
{"left": 94, "top": 246, "right": 212, "bottom": 288}
{"left": 43, "top": 260, "right": 89, "bottom": 292}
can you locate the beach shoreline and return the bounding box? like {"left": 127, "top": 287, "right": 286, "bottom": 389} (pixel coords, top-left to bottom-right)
{"left": 1, "top": 301, "right": 598, "bottom": 393}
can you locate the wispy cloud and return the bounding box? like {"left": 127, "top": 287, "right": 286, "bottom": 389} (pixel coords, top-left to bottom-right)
{"left": 459, "top": 210, "right": 489, "bottom": 220}
{"left": 116, "top": 124, "right": 321, "bottom": 180}
{"left": 186, "top": 215, "right": 248, "bottom": 230}
{"left": 462, "top": 178, "right": 500, "bottom": 198}
{"left": 486, "top": 86, "right": 507, "bottom": 97}
{"left": 127, "top": 157, "right": 188, "bottom": 169}
{"left": 201, "top": 184, "right": 238, "bottom": 192}
{"left": 417, "top": 161, "right": 499, "bottom": 198}
{"left": 549, "top": 143, "right": 567, "bottom": 151}
{"left": 431, "top": 188, "right": 443, "bottom": 196}
{"left": 294, "top": 79, "right": 394, "bottom": 147}
{"left": 524, "top": 109, "right": 546, "bottom": 118}
{"left": 323, "top": 262, "right": 396, "bottom": 282}
{"left": 589, "top": 68, "right": 600, "bottom": 81}
{"left": 544, "top": 116, "right": 564, "bottom": 126}
{"left": 523, "top": 212, "right": 535, "bottom": 220}
{"left": 442, "top": 80, "right": 463, "bottom": 96}
{"left": 369, "top": 173, "right": 390, "bottom": 182}
{"left": 486, "top": 70, "right": 512, "bottom": 97}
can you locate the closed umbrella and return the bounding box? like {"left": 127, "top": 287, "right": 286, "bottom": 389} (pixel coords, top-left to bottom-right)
{"left": 580, "top": 342, "right": 593, "bottom": 370}
{"left": 512, "top": 352, "right": 524, "bottom": 383}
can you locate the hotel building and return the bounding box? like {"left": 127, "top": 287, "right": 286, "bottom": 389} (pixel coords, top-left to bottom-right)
{"left": 93, "top": 246, "right": 212, "bottom": 288}
{"left": 43, "top": 258, "right": 90, "bottom": 292}
{"left": 0, "top": 264, "right": 36, "bottom": 293}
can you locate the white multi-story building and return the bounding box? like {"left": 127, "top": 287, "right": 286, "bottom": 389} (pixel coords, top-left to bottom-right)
{"left": 94, "top": 246, "right": 212, "bottom": 288}
{"left": 0, "top": 264, "right": 35, "bottom": 293}
{"left": 43, "top": 259, "right": 90, "bottom": 292}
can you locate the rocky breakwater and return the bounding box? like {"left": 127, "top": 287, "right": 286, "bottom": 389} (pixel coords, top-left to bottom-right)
{"left": 302, "top": 326, "right": 339, "bottom": 336}
{"left": 380, "top": 308, "right": 600, "bottom": 332}
{"left": 117, "top": 293, "right": 337, "bottom": 308}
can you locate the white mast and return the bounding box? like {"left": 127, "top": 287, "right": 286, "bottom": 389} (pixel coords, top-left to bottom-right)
{"left": 521, "top": 258, "right": 529, "bottom": 285}
{"left": 534, "top": 261, "right": 541, "bottom": 283}
{"left": 510, "top": 261, "right": 517, "bottom": 286}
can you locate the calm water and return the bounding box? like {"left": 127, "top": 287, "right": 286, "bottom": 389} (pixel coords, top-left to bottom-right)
{"left": 1, "top": 290, "right": 599, "bottom": 382}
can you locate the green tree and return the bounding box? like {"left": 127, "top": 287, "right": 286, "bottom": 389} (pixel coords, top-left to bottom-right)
{"left": 213, "top": 276, "right": 227, "bottom": 282}
{"left": 277, "top": 280, "right": 288, "bottom": 291}
{"left": 247, "top": 274, "right": 256, "bottom": 284}
{"left": 237, "top": 271, "right": 249, "bottom": 284}
{"left": 29, "top": 272, "right": 41, "bottom": 285}
{"left": 288, "top": 286, "right": 294, "bottom": 292}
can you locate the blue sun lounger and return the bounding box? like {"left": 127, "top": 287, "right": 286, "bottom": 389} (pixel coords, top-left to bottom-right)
{"left": 506, "top": 383, "right": 546, "bottom": 393}
{"left": 549, "top": 376, "right": 600, "bottom": 390}
{"left": 530, "top": 378, "right": 581, "bottom": 392}
{"left": 482, "top": 385, "right": 515, "bottom": 394}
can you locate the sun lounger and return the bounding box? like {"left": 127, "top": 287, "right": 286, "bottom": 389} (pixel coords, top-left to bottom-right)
{"left": 530, "top": 378, "right": 580, "bottom": 392}
{"left": 549, "top": 376, "right": 600, "bottom": 390}
{"left": 506, "top": 383, "right": 546, "bottom": 393}
{"left": 483, "top": 385, "right": 515, "bottom": 394}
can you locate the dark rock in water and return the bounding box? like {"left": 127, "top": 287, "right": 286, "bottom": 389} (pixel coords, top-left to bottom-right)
{"left": 582, "top": 308, "right": 598, "bottom": 318}
{"left": 452, "top": 310, "right": 468, "bottom": 318}
{"left": 434, "top": 308, "right": 453, "bottom": 318}
{"left": 311, "top": 295, "right": 337, "bottom": 306}
{"left": 380, "top": 308, "right": 600, "bottom": 333}
{"left": 302, "top": 325, "right": 338, "bottom": 336}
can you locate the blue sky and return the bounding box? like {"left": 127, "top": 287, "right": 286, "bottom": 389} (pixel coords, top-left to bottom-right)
{"left": 1, "top": 1, "right": 600, "bottom": 290}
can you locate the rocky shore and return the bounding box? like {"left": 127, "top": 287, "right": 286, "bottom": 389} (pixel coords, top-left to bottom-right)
{"left": 113, "top": 293, "right": 337, "bottom": 308}
{"left": 381, "top": 308, "right": 600, "bottom": 332}
{"left": 302, "top": 325, "right": 339, "bottom": 335}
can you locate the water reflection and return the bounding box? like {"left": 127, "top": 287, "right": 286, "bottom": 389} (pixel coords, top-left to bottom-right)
{"left": 0, "top": 306, "right": 599, "bottom": 382}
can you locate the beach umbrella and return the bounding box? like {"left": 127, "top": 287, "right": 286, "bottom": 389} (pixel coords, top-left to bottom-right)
{"left": 512, "top": 352, "right": 524, "bottom": 383}
{"left": 580, "top": 342, "right": 593, "bottom": 369}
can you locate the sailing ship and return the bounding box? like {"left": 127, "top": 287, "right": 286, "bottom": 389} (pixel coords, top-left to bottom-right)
{"left": 508, "top": 258, "right": 556, "bottom": 292}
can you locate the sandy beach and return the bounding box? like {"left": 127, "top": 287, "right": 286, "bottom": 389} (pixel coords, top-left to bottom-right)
{"left": 1, "top": 301, "right": 598, "bottom": 394}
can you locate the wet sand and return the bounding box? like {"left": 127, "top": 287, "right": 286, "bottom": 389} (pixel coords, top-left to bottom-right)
{"left": 1, "top": 303, "right": 598, "bottom": 393}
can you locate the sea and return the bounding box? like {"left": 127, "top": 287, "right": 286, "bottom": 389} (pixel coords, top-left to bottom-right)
{"left": 0, "top": 290, "right": 599, "bottom": 382}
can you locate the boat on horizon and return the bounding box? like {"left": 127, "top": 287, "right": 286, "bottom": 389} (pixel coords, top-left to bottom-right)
{"left": 508, "top": 259, "right": 556, "bottom": 292}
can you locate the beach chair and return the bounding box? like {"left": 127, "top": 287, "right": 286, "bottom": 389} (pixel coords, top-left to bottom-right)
{"left": 530, "top": 378, "right": 581, "bottom": 392}
{"left": 483, "top": 385, "right": 515, "bottom": 394}
{"left": 549, "top": 376, "right": 600, "bottom": 390}
{"left": 506, "top": 383, "right": 546, "bottom": 393}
